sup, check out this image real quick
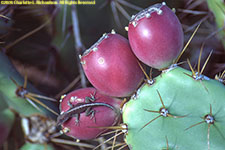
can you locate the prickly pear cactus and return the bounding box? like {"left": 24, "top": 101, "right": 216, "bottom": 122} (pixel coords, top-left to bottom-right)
{"left": 1, "top": 1, "right": 225, "bottom": 150}
{"left": 123, "top": 66, "right": 225, "bottom": 150}
{"left": 0, "top": 51, "right": 58, "bottom": 117}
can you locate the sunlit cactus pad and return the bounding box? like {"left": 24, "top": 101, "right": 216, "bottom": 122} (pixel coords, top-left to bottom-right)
{"left": 123, "top": 66, "right": 225, "bottom": 150}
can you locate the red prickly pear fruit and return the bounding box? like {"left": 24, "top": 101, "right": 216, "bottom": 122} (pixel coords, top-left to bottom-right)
{"left": 128, "top": 2, "right": 184, "bottom": 69}
{"left": 80, "top": 33, "right": 144, "bottom": 97}
{"left": 58, "top": 88, "right": 121, "bottom": 140}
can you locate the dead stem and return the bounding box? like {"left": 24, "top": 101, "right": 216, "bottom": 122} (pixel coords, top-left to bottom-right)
{"left": 51, "top": 138, "right": 95, "bottom": 148}
{"left": 117, "top": 0, "right": 142, "bottom": 11}
{"left": 71, "top": 5, "right": 87, "bottom": 88}
{"left": 111, "top": 0, "right": 122, "bottom": 27}
{"left": 0, "top": 14, "right": 11, "bottom": 20}
{"left": 111, "top": 130, "right": 118, "bottom": 150}
{"left": 107, "top": 142, "right": 127, "bottom": 150}
{"left": 115, "top": 1, "right": 130, "bottom": 20}
{"left": 97, "top": 137, "right": 107, "bottom": 150}
{"left": 94, "top": 131, "right": 124, "bottom": 150}
{"left": 177, "top": 9, "right": 208, "bottom": 15}
{"left": 4, "top": 7, "right": 58, "bottom": 52}
{"left": 184, "top": 15, "right": 208, "bottom": 33}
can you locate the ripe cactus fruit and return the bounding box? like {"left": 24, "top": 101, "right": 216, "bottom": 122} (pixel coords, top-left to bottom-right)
{"left": 128, "top": 3, "right": 184, "bottom": 69}
{"left": 80, "top": 33, "right": 144, "bottom": 97}
{"left": 122, "top": 67, "right": 225, "bottom": 149}
{"left": 58, "top": 88, "right": 121, "bottom": 140}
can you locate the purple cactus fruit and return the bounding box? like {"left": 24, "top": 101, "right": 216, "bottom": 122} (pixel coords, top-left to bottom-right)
{"left": 80, "top": 33, "right": 144, "bottom": 97}
{"left": 58, "top": 88, "right": 121, "bottom": 140}
{"left": 128, "top": 2, "right": 184, "bottom": 69}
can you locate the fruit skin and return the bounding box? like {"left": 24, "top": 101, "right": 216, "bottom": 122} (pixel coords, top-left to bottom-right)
{"left": 81, "top": 33, "right": 144, "bottom": 97}
{"left": 128, "top": 3, "right": 184, "bottom": 69}
{"left": 59, "top": 87, "right": 121, "bottom": 140}
{"left": 122, "top": 67, "right": 225, "bottom": 150}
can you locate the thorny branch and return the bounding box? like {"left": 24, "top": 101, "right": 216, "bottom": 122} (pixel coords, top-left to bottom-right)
{"left": 3, "top": 7, "right": 59, "bottom": 52}
{"left": 71, "top": 5, "right": 87, "bottom": 88}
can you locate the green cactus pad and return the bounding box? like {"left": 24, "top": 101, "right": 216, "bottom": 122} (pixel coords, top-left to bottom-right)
{"left": 20, "top": 143, "right": 55, "bottom": 150}
{"left": 0, "top": 51, "right": 58, "bottom": 117}
{"left": 123, "top": 67, "right": 225, "bottom": 150}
